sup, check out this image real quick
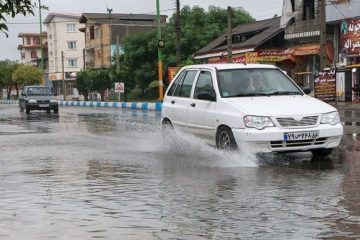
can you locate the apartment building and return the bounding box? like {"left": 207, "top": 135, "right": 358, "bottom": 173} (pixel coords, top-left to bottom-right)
{"left": 44, "top": 13, "right": 85, "bottom": 96}
{"left": 17, "top": 32, "right": 48, "bottom": 67}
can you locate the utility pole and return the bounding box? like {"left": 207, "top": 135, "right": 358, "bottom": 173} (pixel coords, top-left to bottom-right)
{"left": 61, "top": 51, "right": 66, "bottom": 100}
{"left": 38, "top": 0, "right": 45, "bottom": 85}
{"left": 319, "top": 0, "right": 327, "bottom": 70}
{"left": 227, "top": 6, "right": 233, "bottom": 63}
{"left": 156, "top": 0, "right": 164, "bottom": 101}
{"left": 175, "top": 0, "right": 181, "bottom": 66}
{"left": 83, "top": 48, "right": 86, "bottom": 69}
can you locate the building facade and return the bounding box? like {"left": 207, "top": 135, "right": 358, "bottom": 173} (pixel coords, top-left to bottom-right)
{"left": 17, "top": 32, "right": 48, "bottom": 67}
{"left": 79, "top": 13, "right": 167, "bottom": 69}
{"left": 44, "top": 13, "right": 85, "bottom": 97}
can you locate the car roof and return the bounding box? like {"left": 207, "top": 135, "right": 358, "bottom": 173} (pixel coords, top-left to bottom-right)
{"left": 182, "top": 63, "right": 277, "bottom": 70}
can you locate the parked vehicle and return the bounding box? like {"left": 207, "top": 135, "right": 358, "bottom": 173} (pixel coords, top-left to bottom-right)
{"left": 161, "top": 64, "right": 343, "bottom": 157}
{"left": 19, "top": 86, "right": 59, "bottom": 114}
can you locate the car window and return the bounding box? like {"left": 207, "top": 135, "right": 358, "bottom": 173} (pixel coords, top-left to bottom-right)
{"left": 27, "top": 87, "right": 52, "bottom": 96}
{"left": 167, "top": 71, "right": 185, "bottom": 96}
{"left": 173, "top": 70, "right": 197, "bottom": 98}
{"left": 217, "top": 69, "right": 302, "bottom": 97}
{"left": 194, "top": 71, "right": 213, "bottom": 99}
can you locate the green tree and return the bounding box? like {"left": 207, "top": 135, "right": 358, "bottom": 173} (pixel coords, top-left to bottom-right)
{"left": 0, "top": 0, "right": 35, "bottom": 36}
{"left": 76, "top": 69, "right": 94, "bottom": 101}
{"left": 12, "top": 64, "right": 42, "bottom": 97}
{"left": 91, "top": 68, "right": 113, "bottom": 101}
{"left": 0, "top": 60, "right": 19, "bottom": 99}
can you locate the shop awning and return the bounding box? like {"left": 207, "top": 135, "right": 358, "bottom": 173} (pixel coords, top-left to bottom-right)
{"left": 285, "top": 42, "right": 334, "bottom": 62}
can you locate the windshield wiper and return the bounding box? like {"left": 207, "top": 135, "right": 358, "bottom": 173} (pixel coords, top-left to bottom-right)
{"left": 267, "top": 91, "right": 302, "bottom": 96}
{"left": 234, "top": 93, "right": 271, "bottom": 97}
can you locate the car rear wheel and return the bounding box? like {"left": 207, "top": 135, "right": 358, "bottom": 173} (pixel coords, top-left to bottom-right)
{"left": 25, "top": 108, "right": 30, "bottom": 114}
{"left": 311, "top": 148, "right": 333, "bottom": 158}
{"left": 216, "top": 126, "right": 238, "bottom": 151}
{"left": 54, "top": 108, "right": 59, "bottom": 114}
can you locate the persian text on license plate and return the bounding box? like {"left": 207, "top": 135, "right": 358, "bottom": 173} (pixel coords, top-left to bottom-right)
{"left": 284, "top": 131, "right": 319, "bottom": 141}
{"left": 39, "top": 104, "right": 49, "bottom": 107}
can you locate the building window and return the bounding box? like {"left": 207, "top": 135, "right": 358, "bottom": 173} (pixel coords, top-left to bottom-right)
{"left": 303, "top": 0, "right": 315, "bottom": 20}
{"left": 95, "top": 28, "right": 101, "bottom": 39}
{"left": 90, "top": 26, "right": 95, "bottom": 40}
{"left": 67, "top": 41, "right": 77, "bottom": 50}
{"left": 68, "top": 58, "right": 77, "bottom": 67}
{"left": 67, "top": 24, "right": 76, "bottom": 32}
{"left": 26, "top": 37, "right": 31, "bottom": 45}
{"left": 31, "top": 50, "right": 37, "bottom": 59}
{"left": 21, "top": 52, "right": 25, "bottom": 60}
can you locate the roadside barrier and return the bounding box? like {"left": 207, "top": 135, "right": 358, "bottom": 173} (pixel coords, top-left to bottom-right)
{"left": 0, "top": 100, "right": 18, "bottom": 104}
{"left": 1, "top": 100, "right": 163, "bottom": 111}
{"left": 59, "top": 101, "right": 163, "bottom": 111}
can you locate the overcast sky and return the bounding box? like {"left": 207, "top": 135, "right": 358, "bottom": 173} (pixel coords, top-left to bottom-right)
{"left": 1, "top": 0, "right": 282, "bottom": 61}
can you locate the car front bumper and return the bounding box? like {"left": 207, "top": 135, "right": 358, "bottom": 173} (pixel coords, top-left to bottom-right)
{"left": 26, "top": 102, "right": 58, "bottom": 110}
{"left": 232, "top": 123, "right": 343, "bottom": 153}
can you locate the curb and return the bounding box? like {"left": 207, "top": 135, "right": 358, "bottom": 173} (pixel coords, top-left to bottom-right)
{"left": 1, "top": 100, "right": 162, "bottom": 111}
{"left": 0, "top": 100, "right": 18, "bottom": 104}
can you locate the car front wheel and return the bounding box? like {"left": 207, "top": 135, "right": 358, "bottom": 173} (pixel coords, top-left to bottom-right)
{"left": 311, "top": 148, "right": 333, "bottom": 158}
{"left": 216, "top": 126, "right": 238, "bottom": 151}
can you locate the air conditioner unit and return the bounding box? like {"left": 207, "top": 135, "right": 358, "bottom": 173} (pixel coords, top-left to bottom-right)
{"left": 338, "top": 53, "right": 348, "bottom": 66}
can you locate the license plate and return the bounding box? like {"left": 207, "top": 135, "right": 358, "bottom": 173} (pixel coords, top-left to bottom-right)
{"left": 284, "top": 131, "right": 319, "bottom": 141}
{"left": 39, "top": 104, "right": 49, "bottom": 107}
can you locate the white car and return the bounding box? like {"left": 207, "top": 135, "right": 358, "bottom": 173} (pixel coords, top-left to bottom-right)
{"left": 161, "top": 64, "right": 343, "bottom": 157}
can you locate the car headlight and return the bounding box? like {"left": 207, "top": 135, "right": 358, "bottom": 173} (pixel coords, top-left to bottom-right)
{"left": 50, "top": 100, "right": 58, "bottom": 103}
{"left": 244, "top": 116, "right": 275, "bottom": 130}
{"left": 321, "top": 111, "right": 340, "bottom": 125}
{"left": 28, "top": 99, "right": 37, "bottom": 103}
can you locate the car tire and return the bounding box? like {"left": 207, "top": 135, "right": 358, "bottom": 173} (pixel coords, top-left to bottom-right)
{"left": 25, "top": 108, "right": 30, "bottom": 114}
{"left": 311, "top": 148, "right": 333, "bottom": 158}
{"left": 216, "top": 126, "right": 238, "bottom": 151}
{"left": 54, "top": 108, "right": 59, "bottom": 114}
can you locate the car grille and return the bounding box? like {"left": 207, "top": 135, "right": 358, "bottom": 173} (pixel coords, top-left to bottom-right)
{"left": 270, "top": 138, "right": 327, "bottom": 149}
{"left": 36, "top": 100, "right": 50, "bottom": 104}
{"left": 276, "top": 116, "right": 318, "bottom": 127}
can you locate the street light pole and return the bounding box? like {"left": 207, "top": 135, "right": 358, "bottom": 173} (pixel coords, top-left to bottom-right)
{"left": 156, "top": 0, "right": 164, "bottom": 101}
{"left": 38, "top": 0, "right": 45, "bottom": 85}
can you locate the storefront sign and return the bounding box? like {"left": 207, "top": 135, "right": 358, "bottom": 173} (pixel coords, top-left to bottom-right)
{"left": 167, "top": 67, "right": 180, "bottom": 82}
{"left": 336, "top": 72, "right": 345, "bottom": 101}
{"left": 208, "top": 50, "right": 290, "bottom": 64}
{"left": 340, "top": 18, "right": 360, "bottom": 57}
{"left": 314, "top": 69, "right": 336, "bottom": 102}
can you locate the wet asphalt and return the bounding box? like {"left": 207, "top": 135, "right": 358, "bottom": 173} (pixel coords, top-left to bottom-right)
{"left": 0, "top": 104, "right": 360, "bottom": 240}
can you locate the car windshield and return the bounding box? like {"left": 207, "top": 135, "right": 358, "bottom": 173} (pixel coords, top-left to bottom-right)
{"left": 217, "top": 68, "right": 303, "bottom": 98}
{"left": 27, "top": 87, "right": 52, "bottom": 96}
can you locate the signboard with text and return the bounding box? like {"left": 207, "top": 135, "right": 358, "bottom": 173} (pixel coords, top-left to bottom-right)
{"left": 339, "top": 18, "right": 360, "bottom": 57}
{"left": 314, "top": 69, "right": 336, "bottom": 102}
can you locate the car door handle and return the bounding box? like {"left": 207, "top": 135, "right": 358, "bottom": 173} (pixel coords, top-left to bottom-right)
{"left": 171, "top": 100, "right": 175, "bottom": 104}
{"left": 190, "top": 103, "right": 196, "bottom": 107}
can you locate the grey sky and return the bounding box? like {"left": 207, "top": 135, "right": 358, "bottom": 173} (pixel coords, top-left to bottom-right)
{"left": 1, "top": 0, "right": 282, "bottom": 61}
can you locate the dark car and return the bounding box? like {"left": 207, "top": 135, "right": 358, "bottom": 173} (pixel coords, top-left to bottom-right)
{"left": 19, "top": 86, "right": 59, "bottom": 114}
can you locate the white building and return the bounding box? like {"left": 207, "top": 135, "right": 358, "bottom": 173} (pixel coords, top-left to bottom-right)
{"left": 44, "top": 13, "right": 85, "bottom": 97}
{"left": 17, "top": 32, "right": 47, "bottom": 67}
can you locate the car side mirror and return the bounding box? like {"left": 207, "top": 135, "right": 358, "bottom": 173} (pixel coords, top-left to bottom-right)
{"left": 197, "top": 89, "right": 216, "bottom": 101}
{"left": 303, "top": 88, "right": 312, "bottom": 95}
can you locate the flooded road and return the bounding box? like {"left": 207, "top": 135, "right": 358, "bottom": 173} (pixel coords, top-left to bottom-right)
{"left": 0, "top": 104, "right": 360, "bottom": 239}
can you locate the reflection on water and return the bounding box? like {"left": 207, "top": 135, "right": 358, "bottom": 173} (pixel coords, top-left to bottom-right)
{"left": 0, "top": 106, "right": 359, "bottom": 239}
